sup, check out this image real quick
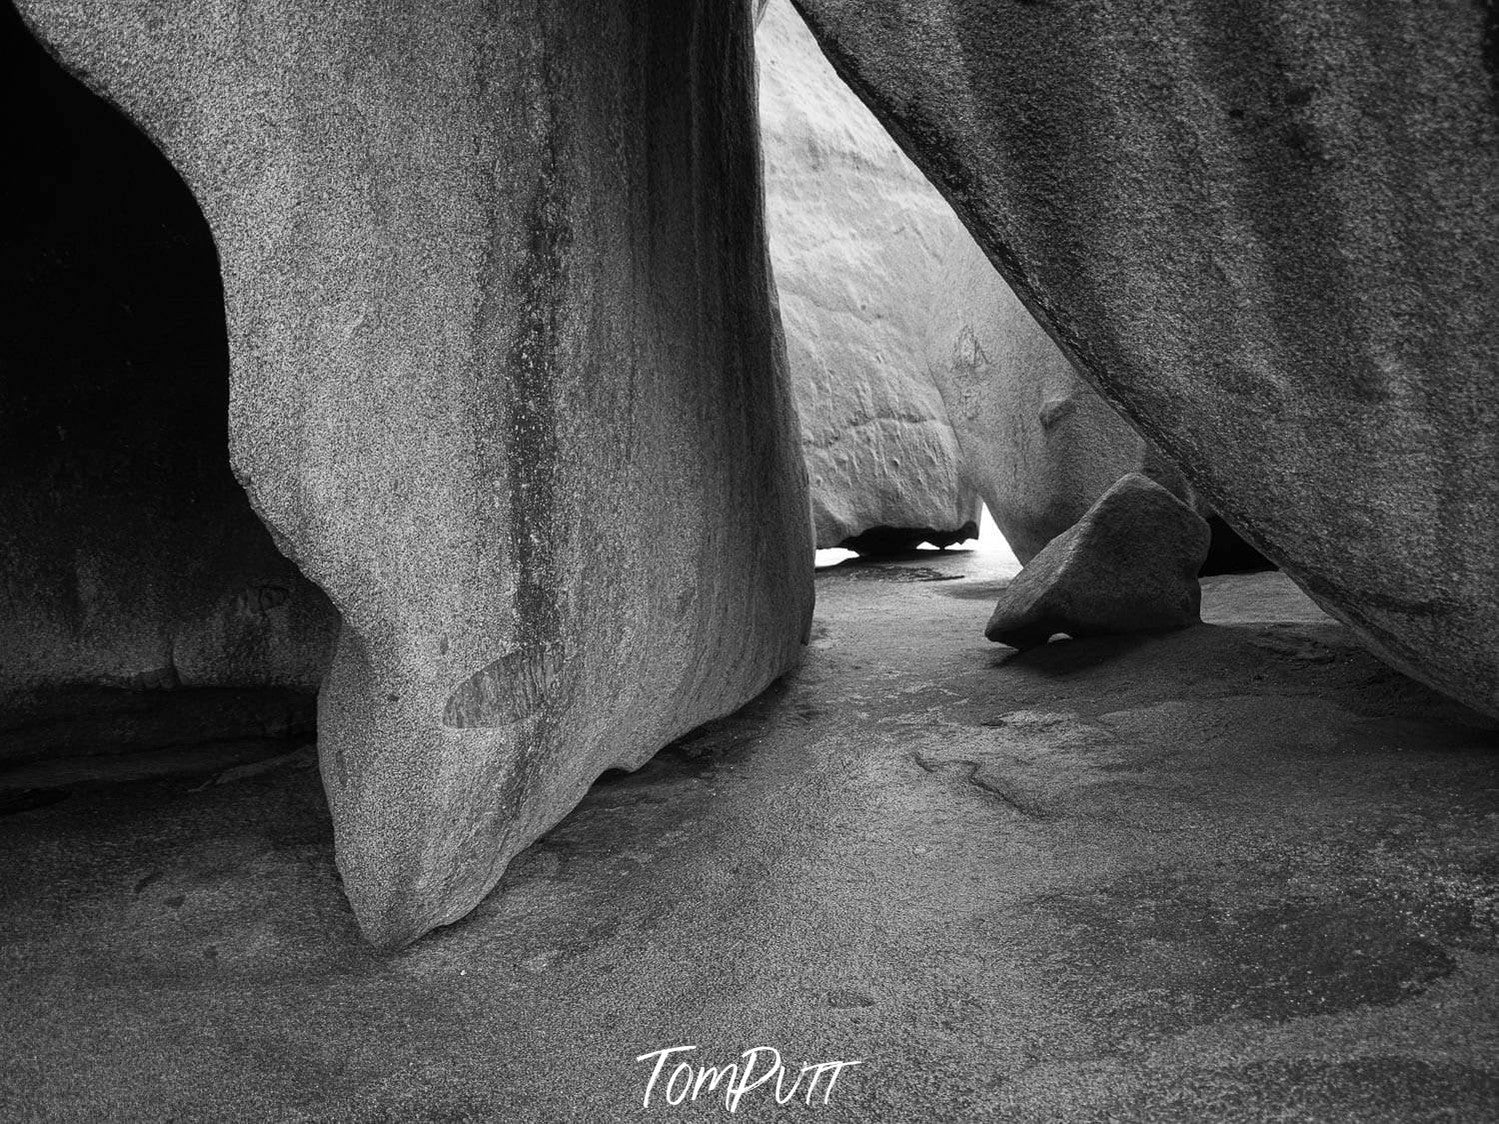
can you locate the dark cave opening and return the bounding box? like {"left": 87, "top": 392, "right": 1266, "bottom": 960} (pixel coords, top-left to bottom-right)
{"left": 1201, "top": 514, "right": 1275, "bottom": 576}
{"left": 0, "top": 5, "right": 336, "bottom": 798}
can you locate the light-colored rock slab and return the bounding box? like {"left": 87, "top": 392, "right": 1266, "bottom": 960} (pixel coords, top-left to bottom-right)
{"left": 759, "top": 0, "right": 1190, "bottom": 560}
{"left": 758, "top": 0, "right": 979, "bottom": 549}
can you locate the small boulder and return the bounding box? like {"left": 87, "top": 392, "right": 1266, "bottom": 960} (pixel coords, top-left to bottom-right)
{"left": 985, "top": 474, "right": 1210, "bottom": 649}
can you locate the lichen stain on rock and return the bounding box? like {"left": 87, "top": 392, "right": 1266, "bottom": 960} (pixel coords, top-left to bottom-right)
{"left": 443, "top": 641, "right": 562, "bottom": 728}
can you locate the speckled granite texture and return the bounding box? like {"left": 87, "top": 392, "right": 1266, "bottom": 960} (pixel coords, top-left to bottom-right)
{"left": 792, "top": 0, "right": 1499, "bottom": 715}
{"left": 15, "top": 0, "right": 812, "bottom": 947}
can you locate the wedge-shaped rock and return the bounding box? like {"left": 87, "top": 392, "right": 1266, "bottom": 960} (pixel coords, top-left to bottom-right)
{"left": 986, "top": 475, "right": 1209, "bottom": 650}
{"left": 18, "top": 0, "right": 812, "bottom": 948}
{"left": 794, "top": 0, "right": 1499, "bottom": 714}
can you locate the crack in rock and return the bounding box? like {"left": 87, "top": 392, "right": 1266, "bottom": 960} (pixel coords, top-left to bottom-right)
{"left": 913, "top": 750, "right": 1050, "bottom": 820}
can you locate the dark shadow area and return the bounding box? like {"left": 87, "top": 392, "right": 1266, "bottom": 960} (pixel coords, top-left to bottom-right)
{"left": 0, "top": 6, "right": 335, "bottom": 783}
{"left": 817, "top": 549, "right": 972, "bottom": 582}
{"left": 1201, "top": 513, "right": 1276, "bottom": 575}
{"left": 838, "top": 519, "right": 978, "bottom": 555}
{"left": 988, "top": 631, "right": 1152, "bottom": 674}
{"left": 939, "top": 578, "right": 1011, "bottom": 601}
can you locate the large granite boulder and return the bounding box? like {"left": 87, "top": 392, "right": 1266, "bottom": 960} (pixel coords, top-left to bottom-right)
{"left": 793, "top": 0, "right": 1499, "bottom": 714}
{"left": 985, "top": 474, "right": 1211, "bottom": 649}
{"left": 758, "top": 0, "right": 979, "bottom": 550}
{"left": 16, "top": 0, "right": 812, "bottom": 947}
{"left": 934, "top": 246, "right": 1197, "bottom": 564}
{"left": 758, "top": 0, "right": 1202, "bottom": 562}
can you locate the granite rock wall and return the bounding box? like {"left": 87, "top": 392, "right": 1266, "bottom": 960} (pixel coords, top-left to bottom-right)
{"left": 16, "top": 0, "right": 813, "bottom": 947}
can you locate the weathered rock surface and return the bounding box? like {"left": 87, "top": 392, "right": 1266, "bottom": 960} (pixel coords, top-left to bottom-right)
{"left": 986, "top": 474, "right": 1210, "bottom": 649}
{"left": 757, "top": 0, "right": 980, "bottom": 550}
{"left": 758, "top": 0, "right": 1204, "bottom": 563}
{"left": 935, "top": 249, "right": 1198, "bottom": 565}
{"left": 17, "top": 0, "right": 812, "bottom": 947}
{"left": 792, "top": 0, "right": 1499, "bottom": 714}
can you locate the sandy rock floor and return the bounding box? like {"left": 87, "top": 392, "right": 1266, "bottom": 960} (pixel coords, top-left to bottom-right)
{"left": 2, "top": 551, "right": 1496, "bottom": 1121}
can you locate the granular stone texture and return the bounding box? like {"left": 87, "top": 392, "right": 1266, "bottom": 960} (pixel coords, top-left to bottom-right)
{"left": 0, "top": 2, "right": 336, "bottom": 759}
{"left": 3, "top": 559, "right": 1496, "bottom": 1120}
{"left": 758, "top": 0, "right": 981, "bottom": 550}
{"left": 792, "top": 0, "right": 1499, "bottom": 715}
{"left": 760, "top": 0, "right": 1194, "bottom": 561}
{"left": 985, "top": 474, "right": 1211, "bottom": 649}
{"left": 16, "top": 0, "right": 812, "bottom": 947}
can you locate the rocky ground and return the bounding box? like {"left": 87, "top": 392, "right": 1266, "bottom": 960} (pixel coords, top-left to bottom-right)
{"left": 2, "top": 550, "right": 1496, "bottom": 1122}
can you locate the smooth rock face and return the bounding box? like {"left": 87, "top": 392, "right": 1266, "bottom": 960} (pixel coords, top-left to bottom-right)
{"left": 758, "top": 0, "right": 1192, "bottom": 561}
{"left": 17, "top": 0, "right": 812, "bottom": 947}
{"left": 985, "top": 474, "right": 1210, "bottom": 649}
{"left": 757, "top": 0, "right": 980, "bottom": 550}
{"left": 793, "top": 0, "right": 1499, "bottom": 713}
